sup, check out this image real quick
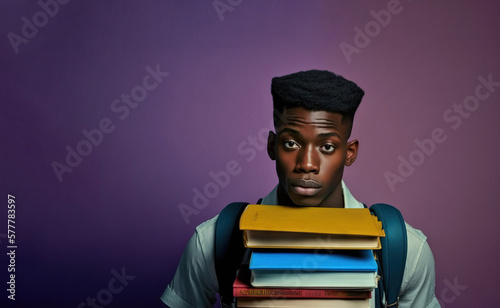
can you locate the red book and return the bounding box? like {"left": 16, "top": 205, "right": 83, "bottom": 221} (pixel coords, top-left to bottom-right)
{"left": 233, "top": 267, "right": 371, "bottom": 299}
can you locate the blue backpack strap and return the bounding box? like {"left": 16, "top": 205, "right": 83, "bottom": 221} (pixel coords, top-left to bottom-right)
{"left": 370, "top": 203, "right": 408, "bottom": 308}
{"left": 215, "top": 202, "right": 249, "bottom": 306}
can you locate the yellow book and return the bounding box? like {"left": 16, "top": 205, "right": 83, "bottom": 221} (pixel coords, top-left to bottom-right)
{"left": 240, "top": 204, "right": 385, "bottom": 250}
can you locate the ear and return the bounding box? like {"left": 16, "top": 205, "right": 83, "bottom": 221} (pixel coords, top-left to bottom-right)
{"left": 267, "top": 131, "right": 276, "bottom": 161}
{"left": 345, "top": 139, "right": 359, "bottom": 166}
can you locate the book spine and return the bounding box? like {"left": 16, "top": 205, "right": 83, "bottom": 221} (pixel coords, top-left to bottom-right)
{"left": 233, "top": 288, "right": 370, "bottom": 299}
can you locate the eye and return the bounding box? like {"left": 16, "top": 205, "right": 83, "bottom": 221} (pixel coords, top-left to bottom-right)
{"left": 321, "top": 144, "right": 335, "bottom": 153}
{"left": 283, "top": 140, "right": 299, "bottom": 150}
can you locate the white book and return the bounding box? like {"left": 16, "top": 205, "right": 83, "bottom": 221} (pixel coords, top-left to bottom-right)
{"left": 251, "top": 270, "right": 378, "bottom": 289}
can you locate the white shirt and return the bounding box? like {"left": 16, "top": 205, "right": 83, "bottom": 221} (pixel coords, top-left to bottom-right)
{"left": 161, "top": 181, "right": 440, "bottom": 308}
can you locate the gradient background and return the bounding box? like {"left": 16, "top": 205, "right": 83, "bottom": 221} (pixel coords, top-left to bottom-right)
{"left": 1, "top": 1, "right": 499, "bottom": 307}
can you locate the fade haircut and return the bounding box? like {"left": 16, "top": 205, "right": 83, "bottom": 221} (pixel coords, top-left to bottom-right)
{"left": 271, "top": 70, "right": 365, "bottom": 129}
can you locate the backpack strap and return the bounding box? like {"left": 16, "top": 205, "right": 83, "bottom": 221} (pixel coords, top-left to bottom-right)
{"left": 370, "top": 203, "right": 408, "bottom": 308}
{"left": 215, "top": 202, "right": 249, "bottom": 307}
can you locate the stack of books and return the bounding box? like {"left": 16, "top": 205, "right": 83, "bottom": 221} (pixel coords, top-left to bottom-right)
{"left": 235, "top": 204, "right": 385, "bottom": 308}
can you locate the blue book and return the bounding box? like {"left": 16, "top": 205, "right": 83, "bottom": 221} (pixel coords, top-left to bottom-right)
{"left": 249, "top": 250, "right": 378, "bottom": 288}
{"left": 249, "top": 249, "right": 377, "bottom": 272}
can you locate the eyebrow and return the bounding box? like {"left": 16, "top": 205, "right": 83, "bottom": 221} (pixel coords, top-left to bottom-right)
{"left": 317, "top": 132, "right": 342, "bottom": 139}
{"left": 278, "top": 127, "right": 342, "bottom": 140}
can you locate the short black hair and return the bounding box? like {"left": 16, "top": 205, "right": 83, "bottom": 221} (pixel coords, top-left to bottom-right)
{"left": 271, "top": 70, "right": 364, "bottom": 124}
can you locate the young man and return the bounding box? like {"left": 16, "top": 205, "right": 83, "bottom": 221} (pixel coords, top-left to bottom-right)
{"left": 161, "top": 70, "right": 440, "bottom": 308}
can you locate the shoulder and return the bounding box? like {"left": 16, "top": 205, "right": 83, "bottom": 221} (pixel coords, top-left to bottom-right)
{"left": 161, "top": 215, "right": 221, "bottom": 308}
{"left": 195, "top": 215, "right": 218, "bottom": 237}
{"left": 403, "top": 222, "right": 433, "bottom": 276}
{"left": 188, "top": 215, "right": 218, "bottom": 262}
{"left": 399, "top": 222, "right": 439, "bottom": 307}
{"left": 404, "top": 222, "right": 429, "bottom": 263}
{"left": 402, "top": 223, "right": 434, "bottom": 282}
{"left": 403, "top": 222, "right": 434, "bottom": 289}
{"left": 405, "top": 222, "right": 427, "bottom": 242}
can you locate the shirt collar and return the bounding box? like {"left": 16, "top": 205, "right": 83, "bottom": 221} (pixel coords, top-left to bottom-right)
{"left": 260, "top": 180, "right": 364, "bottom": 208}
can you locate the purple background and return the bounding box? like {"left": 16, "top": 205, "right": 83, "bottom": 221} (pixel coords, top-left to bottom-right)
{"left": 1, "top": 1, "right": 499, "bottom": 307}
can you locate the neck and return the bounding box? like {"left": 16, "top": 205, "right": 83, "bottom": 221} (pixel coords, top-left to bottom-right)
{"left": 277, "top": 184, "right": 345, "bottom": 208}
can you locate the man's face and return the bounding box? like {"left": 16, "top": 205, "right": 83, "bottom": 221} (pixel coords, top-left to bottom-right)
{"left": 267, "top": 107, "right": 358, "bottom": 207}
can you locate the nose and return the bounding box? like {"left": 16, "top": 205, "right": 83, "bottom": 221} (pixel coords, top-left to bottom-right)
{"left": 295, "top": 144, "right": 319, "bottom": 173}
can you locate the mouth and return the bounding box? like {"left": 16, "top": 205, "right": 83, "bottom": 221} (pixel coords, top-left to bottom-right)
{"left": 290, "top": 179, "right": 322, "bottom": 196}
